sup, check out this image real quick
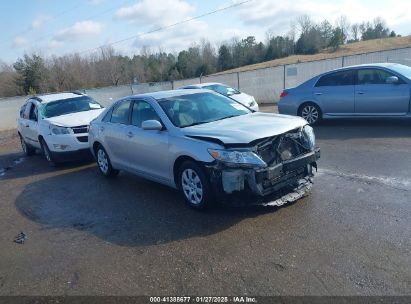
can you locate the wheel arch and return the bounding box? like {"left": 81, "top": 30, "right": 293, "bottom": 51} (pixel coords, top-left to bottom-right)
{"left": 173, "top": 155, "right": 199, "bottom": 189}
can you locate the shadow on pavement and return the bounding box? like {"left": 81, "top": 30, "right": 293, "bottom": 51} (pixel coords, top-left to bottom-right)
{"left": 15, "top": 166, "right": 278, "bottom": 247}
{"left": 314, "top": 118, "right": 411, "bottom": 140}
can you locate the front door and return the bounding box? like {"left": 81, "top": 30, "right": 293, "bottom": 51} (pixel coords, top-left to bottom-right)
{"left": 355, "top": 68, "right": 410, "bottom": 115}
{"left": 123, "top": 100, "right": 170, "bottom": 182}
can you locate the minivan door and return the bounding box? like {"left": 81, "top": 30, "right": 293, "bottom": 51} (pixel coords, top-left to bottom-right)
{"left": 313, "top": 69, "right": 355, "bottom": 116}
{"left": 21, "top": 102, "right": 40, "bottom": 148}
{"left": 355, "top": 68, "right": 410, "bottom": 115}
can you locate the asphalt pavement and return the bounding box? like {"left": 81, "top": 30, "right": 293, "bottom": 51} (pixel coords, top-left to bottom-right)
{"left": 0, "top": 105, "right": 410, "bottom": 296}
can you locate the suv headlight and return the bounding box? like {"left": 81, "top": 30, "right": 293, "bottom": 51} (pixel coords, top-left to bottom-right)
{"left": 50, "top": 125, "right": 70, "bottom": 135}
{"left": 208, "top": 149, "right": 267, "bottom": 168}
{"left": 301, "top": 125, "right": 315, "bottom": 150}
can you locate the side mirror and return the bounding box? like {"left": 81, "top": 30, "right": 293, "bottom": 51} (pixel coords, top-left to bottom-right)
{"left": 142, "top": 120, "right": 163, "bottom": 131}
{"left": 386, "top": 76, "right": 399, "bottom": 84}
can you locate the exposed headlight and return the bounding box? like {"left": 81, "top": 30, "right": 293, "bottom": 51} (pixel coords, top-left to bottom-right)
{"left": 301, "top": 125, "right": 316, "bottom": 150}
{"left": 50, "top": 125, "right": 70, "bottom": 135}
{"left": 208, "top": 148, "right": 267, "bottom": 168}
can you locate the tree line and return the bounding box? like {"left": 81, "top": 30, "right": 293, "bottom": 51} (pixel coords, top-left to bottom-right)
{"left": 0, "top": 15, "right": 399, "bottom": 98}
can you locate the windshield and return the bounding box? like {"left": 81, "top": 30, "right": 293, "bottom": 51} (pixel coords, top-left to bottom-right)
{"left": 389, "top": 64, "right": 411, "bottom": 80}
{"left": 40, "top": 96, "right": 103, "bottom": 118}
{"left": 158, "top": 92, "right": 251, "bottom": 128}
{"left": 203, "top": 84, "right": 240, "bottom": 96}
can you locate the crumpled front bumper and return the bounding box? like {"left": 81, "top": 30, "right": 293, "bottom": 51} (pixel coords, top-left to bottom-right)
{"left": 206, "top": 148, "right": 320, "bottom": 206}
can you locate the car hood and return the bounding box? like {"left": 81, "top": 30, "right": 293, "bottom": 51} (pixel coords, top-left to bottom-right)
{"left": 230, "top": 92, "right": 254, "bottom": 105}
{"left": 182, "top": 112, "right": 307, "bottom": 144}
{"left": 43, "top": 109, "right": 104, "bottom": 127}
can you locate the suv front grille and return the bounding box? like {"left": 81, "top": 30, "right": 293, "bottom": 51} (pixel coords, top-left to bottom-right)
{"left": 72, "top": 125, "right": 89, "bottom": 134}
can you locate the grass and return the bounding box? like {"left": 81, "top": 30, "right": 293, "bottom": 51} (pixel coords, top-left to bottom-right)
{"left": 214, "top": 36, "right": 411, "bottom": 75}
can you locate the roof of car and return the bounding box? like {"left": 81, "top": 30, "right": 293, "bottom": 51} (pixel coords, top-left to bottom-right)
{"left": 34, "top": 92, "right": 85, "bottom": 103}
{"left": 179, "top": 82, "right": 222, "bottom": 89}
{"left": 331, "top": 62, "right": 404, "bottom": 72}
{"left": 133, "top": 89, "right": 212, "bottom": 100}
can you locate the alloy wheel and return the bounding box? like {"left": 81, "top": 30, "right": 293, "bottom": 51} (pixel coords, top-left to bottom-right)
{"left": 97, "top": 149, "right": 109, "bottom": 175}
{"left": 181, "top": 168, "right": 203, "bottom": 205}
{"left": 301, "top": 105, "right": 319, "bottom": 124}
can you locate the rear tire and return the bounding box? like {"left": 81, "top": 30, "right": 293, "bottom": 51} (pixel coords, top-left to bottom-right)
{"left": 299, "top": 103, "right": 322, "bottom": 125}
{"left": 19, "top": 134, "right": 35, "bottom": 156}
{"left": 178, "top": 160, "right": 213, "bottom": 210}
{"left": 96, "top": 145, "right": 119, "bottom": 177}
{"left": 40, "top": 138, "right": 56, "bottom": 167}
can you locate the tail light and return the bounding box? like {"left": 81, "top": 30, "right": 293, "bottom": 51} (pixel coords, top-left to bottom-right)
{"left": 280, "top": 91, "right": 288, "bottom": 98}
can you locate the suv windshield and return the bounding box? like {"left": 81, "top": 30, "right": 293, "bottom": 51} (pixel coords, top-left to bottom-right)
{"left": 40, "top": 96, "right": 103, "bottom": 118}
{"left": 203, "top": 84, "right": 240, "bottom": 96}
{"left": 158, "top": 92, "right": 250, "bottom": 128}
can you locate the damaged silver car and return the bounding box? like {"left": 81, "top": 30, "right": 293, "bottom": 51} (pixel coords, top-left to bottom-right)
{"left": 89, "top": 89, "right": 320, "bottom": 209}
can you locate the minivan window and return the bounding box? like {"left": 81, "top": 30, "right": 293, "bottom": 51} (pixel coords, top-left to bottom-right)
{"left": 40, "top": 96, "right": 103, "bottom": 118}
{"left": 110, "top": 100, "right": 132, "bottom": 124}
{"left": 315, "top": 70, "right": 354, "bottom": 87}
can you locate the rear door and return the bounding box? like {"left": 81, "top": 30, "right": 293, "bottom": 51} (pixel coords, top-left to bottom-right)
{"left": 101, "top": 99, "right": 132, "bottom": 167}
{"left": 313, "top": 70, "right": 355, "bottom": 115}
{"left": 355, "top": 68, "right": 410, "bottom": 115}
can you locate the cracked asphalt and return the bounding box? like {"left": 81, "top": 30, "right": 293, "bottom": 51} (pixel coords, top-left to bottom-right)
{"left": 0, "top": 105, "right": 410, "bottom": 296}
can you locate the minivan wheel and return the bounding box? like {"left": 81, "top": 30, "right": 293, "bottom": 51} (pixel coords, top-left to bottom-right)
{"left": 40, "top": 138, "right": 56, "bottom": 167}
{"left": 19, "top": 135, "right": 35, "bottom": 156}
{"left": 299, "top": 103, "right": 321, "bottom": 125}
{"left": 96, "top": 146, "right": 119, "bottom": 177}
{"left": 178, "top": 160, "right": 212, "bottom": 210}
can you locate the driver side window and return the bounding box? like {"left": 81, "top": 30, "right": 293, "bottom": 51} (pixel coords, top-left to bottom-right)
{"left": 131, "top": 101, "right": 161, "bottom": 128}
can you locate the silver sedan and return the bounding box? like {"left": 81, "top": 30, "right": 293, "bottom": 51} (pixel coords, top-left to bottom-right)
{"left": 278, "top": 63, "right": 411, "bottom": 125}
{"left": 89, "top": 89, "right": 320, "bottom": 209}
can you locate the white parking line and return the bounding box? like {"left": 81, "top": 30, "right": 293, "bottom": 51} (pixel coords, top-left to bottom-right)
{"left": 318, "top": 168, "right": 411, "bottom": 192}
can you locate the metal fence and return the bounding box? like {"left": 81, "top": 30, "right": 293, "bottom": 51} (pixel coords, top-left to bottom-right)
{"left": 1, "top": 46, "right": 411, "bottom": 131}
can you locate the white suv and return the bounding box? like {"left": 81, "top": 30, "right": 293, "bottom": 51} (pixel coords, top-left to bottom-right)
{"left": 17, "top": 92, "right": 104, "bottom": 165}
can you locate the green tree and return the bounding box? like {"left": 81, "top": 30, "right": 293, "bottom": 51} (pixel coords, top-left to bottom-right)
{"left": 13, "top": 53, "right": 48, "bottom": 94}
{"left": 217, "top": 45, "right": 232, "bottom": 71}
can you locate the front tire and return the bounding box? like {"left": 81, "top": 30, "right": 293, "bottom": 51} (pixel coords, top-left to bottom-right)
{"left": 40, "top": 138, "right": 56, "bottom": 167}
{"left": 19, "top": 135, "right": 35, "bottom": 156}
{"left": 178, "top": 160, "right": 212, "bottom": 210}
{"left": 96, "top": 146, "right": 119, "bottom": 177}
{"left": 299, "top": 103, "right": 322, "bottom": 125}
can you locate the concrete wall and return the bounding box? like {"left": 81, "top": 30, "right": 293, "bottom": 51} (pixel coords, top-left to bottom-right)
{"left": 239, "top": 66, "right": 284, "bottom": 103}
{"left": 2, "top": 47, "right": 411, "bottom": 131}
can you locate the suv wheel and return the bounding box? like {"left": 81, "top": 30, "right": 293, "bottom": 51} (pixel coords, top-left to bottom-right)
{"left": 299, "top": 103, "right": 321, "bottom": 125}
{"left": 178, "top": 160, "right": 212, "bottom": 210}
{"left": 96, "top": 146, "right": 119, "bottom": 177}
{"left": 40, "top": 138, "right": 56, "bottom": 166}
{"left": 19, "top": 135, "right": 35, "bottom": 156}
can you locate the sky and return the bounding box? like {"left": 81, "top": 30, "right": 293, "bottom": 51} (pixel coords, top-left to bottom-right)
{"left": 1, "top": 0, "right": 411, "bottom": 64}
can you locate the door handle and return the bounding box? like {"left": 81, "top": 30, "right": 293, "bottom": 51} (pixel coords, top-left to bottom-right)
{"left": 127, "top": 132, "right": 133, "bottom": 138}
{"left": 25, "top": 124, "right": 29, "bottom": 128}
{"left": 314, "top": 92, "right": 323, "bottom": 96}
{"left": 357, "top": 92, "right": 365, "bottom": 95}
{"left": 99, "top": 126, "right": 104, "bottom": 132}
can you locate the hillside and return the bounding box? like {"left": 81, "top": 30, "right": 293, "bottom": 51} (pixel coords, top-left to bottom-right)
{"left": 214, "top": 36, "right": 411, "bottom": 75}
